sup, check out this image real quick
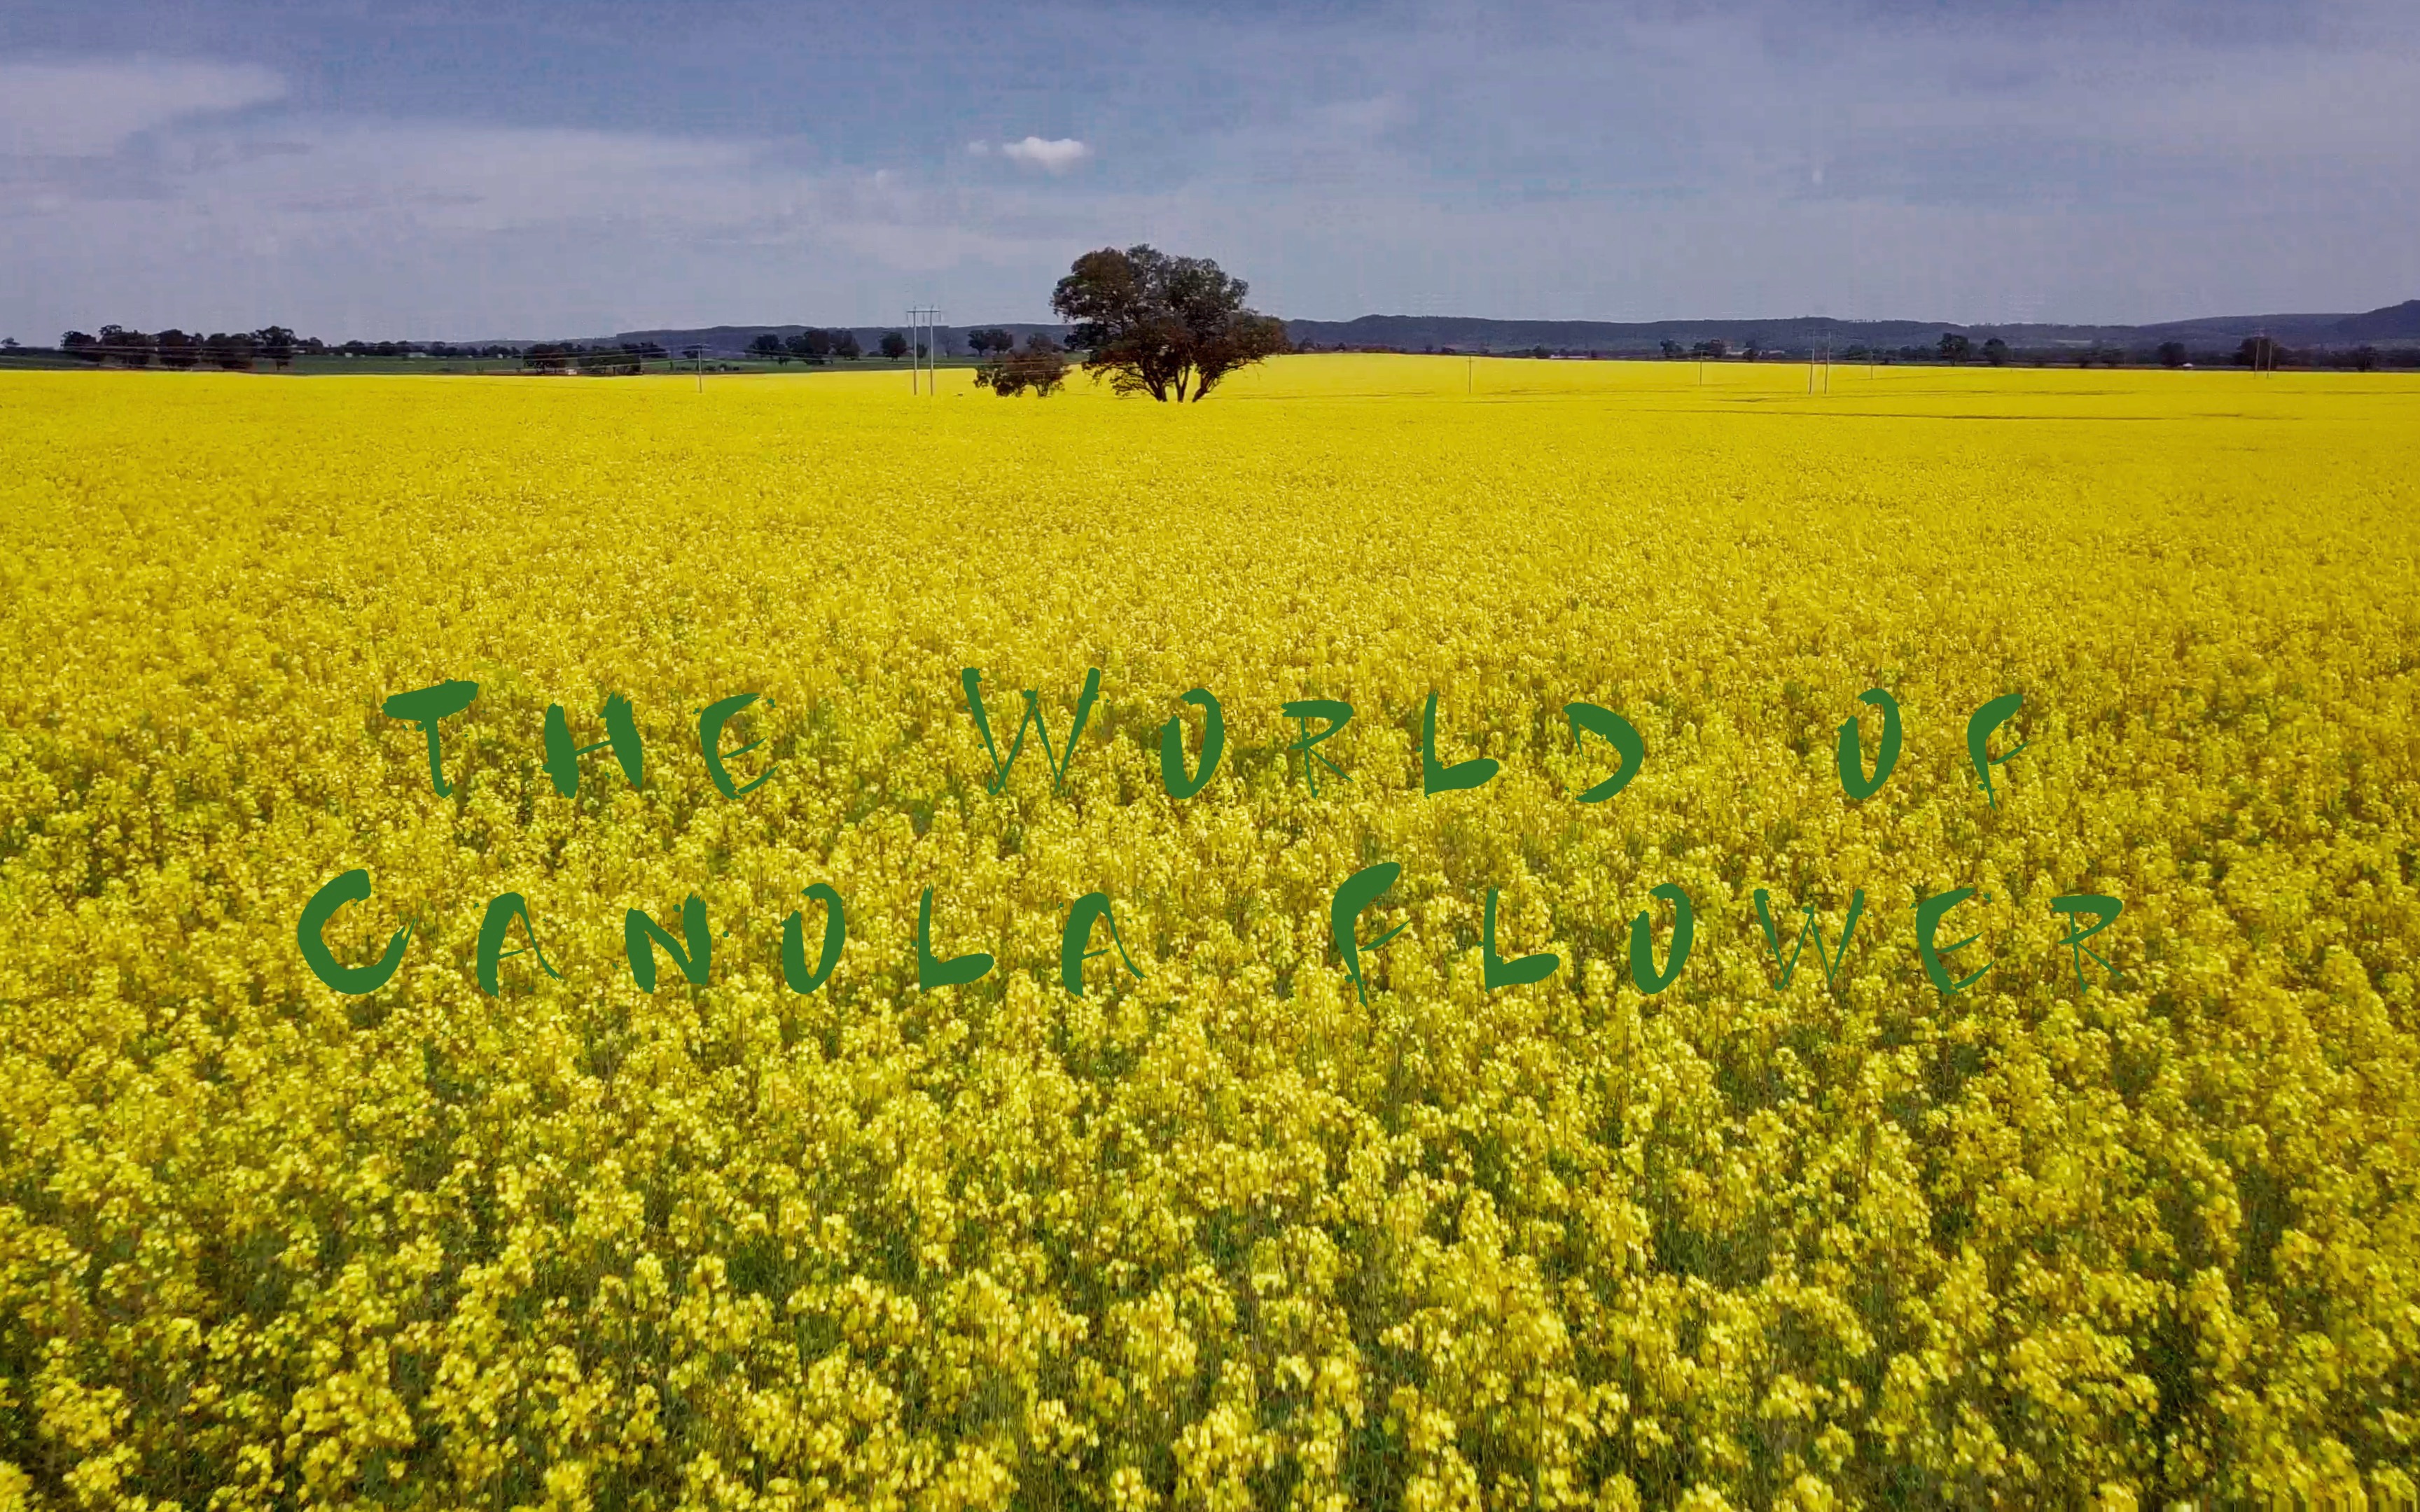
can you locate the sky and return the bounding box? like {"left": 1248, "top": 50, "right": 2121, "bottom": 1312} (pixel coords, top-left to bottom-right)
{"left": 3, "top": 0, "right": 2416, "bottom": 340}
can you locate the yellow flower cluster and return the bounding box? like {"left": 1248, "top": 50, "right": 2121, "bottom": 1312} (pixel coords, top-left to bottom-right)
{"left": 1, "top": 358, "right": 2416, "bottom": 1508}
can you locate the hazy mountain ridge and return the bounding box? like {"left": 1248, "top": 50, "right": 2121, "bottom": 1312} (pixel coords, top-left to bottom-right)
{"left": 513, "top": 300, "right": 2419, "bottom": 357}
{"left": 1280, "top": 302, "right": 2420, "bottom": 354}
{"left": 2332, "top": 300, "right": 2420, "bottom": 340}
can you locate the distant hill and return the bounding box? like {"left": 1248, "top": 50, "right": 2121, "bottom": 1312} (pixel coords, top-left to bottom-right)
{"left": 1284, "top": 315, "right": 1942, "bottom": 354}
{"left": 2335, "top": 300, "right": 2420, "bottom": 340}
{"left": 506, "top": 300, "right": 2417, "bottom": 358}
{"left": 1279, "top": 304, "right": 2416, "bottom": 355}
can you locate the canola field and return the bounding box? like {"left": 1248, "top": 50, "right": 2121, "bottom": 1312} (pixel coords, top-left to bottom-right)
{"left": 2, "top": 356, "right": 2417, "bottom": 1510}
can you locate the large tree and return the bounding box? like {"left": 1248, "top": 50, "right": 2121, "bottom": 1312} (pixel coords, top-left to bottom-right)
{"left": 1050, "top": 244, "right": 1288, "bottom": 401}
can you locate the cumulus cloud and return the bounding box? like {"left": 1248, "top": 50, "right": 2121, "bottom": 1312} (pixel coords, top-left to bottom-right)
{"left": 0, "top": 57, "right": 284, "bottom": 158}
{"left": 994, "top": 136, "right": 1091, "bottom": 172}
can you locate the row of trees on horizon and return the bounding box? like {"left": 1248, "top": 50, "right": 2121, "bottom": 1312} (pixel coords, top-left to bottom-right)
{"left": 29, "top": 325, "right": 1002, "bottom": 371}
{"left": 27, "top": 326, "right": 2412, "bottom": 375}
{"left": 54, "top": 326, "right": 308, "bottom": 370}
{"left": 41, "top": 326, "right": 541, "bottom": 369}
{"left": 1318, "top": 333, "right": 2415, "bottom": 370}
{"left": 744, "top": 328, "right": 867, "bottom": 364}
{"left": 1897, "top": 332, "right": 2405, "bottom": 371}
{"left": 24, "top": 302, "right": 2413, "bottom": 377}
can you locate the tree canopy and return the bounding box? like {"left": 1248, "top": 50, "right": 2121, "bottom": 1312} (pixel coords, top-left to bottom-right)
{"left": 1050, "top": 245, "right": 1288, "bottom": 402}
{"left": 973, "top": 334, "right": 1070, "bottom": 398}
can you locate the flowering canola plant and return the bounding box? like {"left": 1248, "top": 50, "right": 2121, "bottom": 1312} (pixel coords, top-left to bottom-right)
{"left": 1, "top": 358, "right": 2416, "bottom": 1508}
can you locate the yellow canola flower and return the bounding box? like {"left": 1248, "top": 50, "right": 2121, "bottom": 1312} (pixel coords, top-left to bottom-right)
{"left": 0, "top": 357, "right": 2416, "bottom": 1507}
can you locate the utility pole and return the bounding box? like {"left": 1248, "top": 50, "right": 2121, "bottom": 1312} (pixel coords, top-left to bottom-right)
{"left": 907, "top": 306, "right": 943, "bottom": 394}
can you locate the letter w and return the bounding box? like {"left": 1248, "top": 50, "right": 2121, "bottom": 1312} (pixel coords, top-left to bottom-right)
{"left": 961, "top": 666, "right": 1101, "bottom": 794}
{"left": 1753, "top": 888, "right": 1866, "bottom": 990}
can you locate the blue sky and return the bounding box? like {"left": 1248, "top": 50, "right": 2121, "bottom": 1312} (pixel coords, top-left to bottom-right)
{"left": 3, "top": 1, "right": 2416, "bottom": 339}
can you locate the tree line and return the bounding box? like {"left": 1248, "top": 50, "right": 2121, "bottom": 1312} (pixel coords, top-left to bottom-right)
{"left": 35, "top": 244, "right": 1297, "bottom": 398}
{"left": 34, "top": 299, "right": 2411, "bottom": 380}
{"left": 521, "top": 342, "right": 667, "bottom": 374}
{"left": 57, "top": 326, "right": 307, "bottom": 370}
{"left": 49, "top": 326, "right": 548, "bottom": 369}
{"left": 742, "top": 329, "right": 867, "bottom": 364}
{"left": 1644, "top": 332, "right": 2417, "bottom": 370}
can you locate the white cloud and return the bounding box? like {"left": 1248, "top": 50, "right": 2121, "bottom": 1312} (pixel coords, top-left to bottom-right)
{"left": 0, "top": 57, "right": 284, "bottom": 158}
{"left": 995, "top": 136, "right": 1091, "bottom": 172}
